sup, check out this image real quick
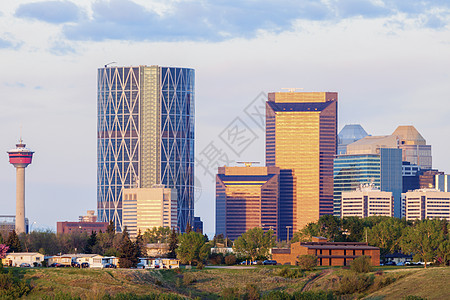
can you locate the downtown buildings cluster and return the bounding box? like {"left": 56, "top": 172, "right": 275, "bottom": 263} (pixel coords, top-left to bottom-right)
{"left": 4, "top": 64, "right": 450, "bottom": 241}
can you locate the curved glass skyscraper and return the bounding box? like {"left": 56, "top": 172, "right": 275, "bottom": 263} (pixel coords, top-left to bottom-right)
{"left": 97, "top": 65, "right": 194, "bottom": 232}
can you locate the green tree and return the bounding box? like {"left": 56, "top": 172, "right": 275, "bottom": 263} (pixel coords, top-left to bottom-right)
{"left": 232, "top": 227, "right": 276, "bottom": 262}
{"left": 342, "top": 216, "right": 365, "bottom": 242}
{"left": 368, "top": 217, "right": 407, "bottom": 257}
{"left": 185, "top": 222, "right": 192, "bottom": 233}
{"left": 176, "top": 231, "right": 209, "bottom": 265}
{"left": 291, "top": 222, "right": 319, "bottom": 243}
{"left": 106, "top": 220, "right": 115, "bottom": 235}
{"left": 84, "top": 231, "right": 97, "bottom": 254}
{"left": 6, "top": 231, "right": 22, "bottom": 252}
{"left": 318, "top": 215, "right": 343, "bottom": 241}
{"left": 142, "top": 226, "right": 171, "bottom": 243}
{"left": 401, "top": 219, "right": 446, "bottom": 268}
{"left": 118, "top": 227, "right": 139, "bottom": 268}
{"left": 135, "top": 229, "right": 144, "bottom": 258}
{"left": 168, "top": 228, "right": 178, "bottom": 258}
{"left": 20, "top": 230, "right": 59, "bottom": 255}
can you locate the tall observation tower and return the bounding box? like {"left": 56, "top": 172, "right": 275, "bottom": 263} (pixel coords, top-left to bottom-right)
{"left": 7, "top": 139, "right": 34, "bottom": 234}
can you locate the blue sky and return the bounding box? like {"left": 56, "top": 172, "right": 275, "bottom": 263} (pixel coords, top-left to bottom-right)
{"left": 1, "top": 0, "right": 450, "bottom": 236}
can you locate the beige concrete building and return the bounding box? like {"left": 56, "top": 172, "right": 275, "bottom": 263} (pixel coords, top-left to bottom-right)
{"left": 392, "top": 125, "right": 432, "bottom": 169}
{"left": 123, "top": 187, "right": 177, "bottom": 237}
{"left": 404, "top": 189, "right": 450, "bottom": 221}
{"left": 346, "top": 135, "right": 399, "bottom": 155}
{"left": 79, "top": 210, "right": 97, "bottom": 222}
{"left": 341, "top": 185, "right": 393, "bottom": 218}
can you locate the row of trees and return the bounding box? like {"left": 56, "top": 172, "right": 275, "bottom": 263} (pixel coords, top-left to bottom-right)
{"left": 293, "top": 215, "right": 450, "bottom": 267}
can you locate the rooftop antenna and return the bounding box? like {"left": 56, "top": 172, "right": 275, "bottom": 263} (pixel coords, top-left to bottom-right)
{"left": 236, "top": 161, "right": 260, "bottom": 167}
{"left": 281, "top": 88, "right": 304, "bottom": 92}
{"left": 104, "top": 62, "right": 117, "bottom": 68}
{"left": 19, "top": 124, "right": 23, "bottom": 144}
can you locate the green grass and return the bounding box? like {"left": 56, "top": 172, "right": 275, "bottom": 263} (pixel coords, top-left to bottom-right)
{"left": 3, "top": 265, "right": 449, "bottom": 299}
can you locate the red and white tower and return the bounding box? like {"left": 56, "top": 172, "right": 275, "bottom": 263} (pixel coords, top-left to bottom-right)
{"left": 7, "top": 139, "right": 34, "bottom": 234}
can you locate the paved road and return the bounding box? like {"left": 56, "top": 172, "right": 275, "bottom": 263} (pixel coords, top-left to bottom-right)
{"left": 205, "top": 265, "right": 256, "bottom": 269}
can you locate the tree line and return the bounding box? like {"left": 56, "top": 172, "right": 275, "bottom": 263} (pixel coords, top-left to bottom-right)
{"left": 292, "top": 215, "right": 450, "bottom": 267}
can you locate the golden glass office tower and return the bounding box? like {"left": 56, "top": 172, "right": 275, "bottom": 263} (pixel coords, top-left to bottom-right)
{"left": 266, "top": 92, "right": 337, "bottom": 236}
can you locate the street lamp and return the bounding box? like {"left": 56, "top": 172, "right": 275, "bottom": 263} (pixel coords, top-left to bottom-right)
{"left": 286, "top": 226, "right": 292, "bottom": 242}
{"left": 29, "top": 221, "right": 37, "bottom": 233}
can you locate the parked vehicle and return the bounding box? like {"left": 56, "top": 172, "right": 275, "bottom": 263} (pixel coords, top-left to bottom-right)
{"left": 384, "top": 261, "right": 397, "bottom": 266}
{"left": 71, "top": 262, "right": 80, "bottom": 268}
{"left": 49, "top": 263, "right": 63, "bottom": 268}
{"left": 263, "top": 260, "right": 277, "bottom": 265}
{"left": 104, "top": 263, "right": 116, "bottom": 269}
{"left": 136, "top": 262, "right": 146, "bottom": 269}
{"left": 19, "top": 263, "right": 31, "bottom": 268}
{"left": 81, "top": 262, "right": 89, "bottom": 268}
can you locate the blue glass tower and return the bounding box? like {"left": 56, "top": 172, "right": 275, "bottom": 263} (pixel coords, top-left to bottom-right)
{"left": 97, "top": 65, "right": 194, "bottom": 232}
{"left": 333, "top": 148, "right": 402, "bottom": 217}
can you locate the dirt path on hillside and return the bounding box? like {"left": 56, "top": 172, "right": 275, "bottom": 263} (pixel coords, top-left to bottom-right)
{"left": 301, "top": 269, "right": 333, "bottom": 292}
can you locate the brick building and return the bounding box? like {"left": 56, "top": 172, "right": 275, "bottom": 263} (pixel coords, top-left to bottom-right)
{"left": 271, "top": 237, "right": 380, "bottom": 266}
{"left": 57, "top": 222, "right": 109, "bottom": 234}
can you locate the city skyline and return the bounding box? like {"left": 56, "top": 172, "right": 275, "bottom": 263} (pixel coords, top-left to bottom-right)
{"left": 1, "top": 1, "right": 450, "bottom": 236}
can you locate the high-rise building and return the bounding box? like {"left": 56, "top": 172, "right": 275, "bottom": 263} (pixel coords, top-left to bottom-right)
{"left": 392, "top": 125, "right": 432, "bottom": 169}
{"left": 122, "top": 187, "right": 177, "bottom": 238}
{"left": 337, "top": 124, "right": 369, "bottom": 155}
{"left": 419, "top": 169, "right": 443, "bottom": 189}
{"left": 404, "top": 189, "right": 450, "bottom": 221}
{"left": 341, "top": 185, "right": 393, "bottom": 218}
{"left": 97, "top": 65, "right": 195, "bottom": 232}
{"left": 216, "top": 166, "right": 280, "bottom": 240}
{"left": 435, "top": 174, "right": 450, "bottom": 192}
{"left": 402, "top": 162, "right": 421, "bottom": 193}
{"left": 266, "top": 92, "right": 337, "bottom": 230}
{"left": 79, "top": 210, "right": 97, "bottom": 222}
{"left": 334, "top": 137, "right": 402, "bottom": 217}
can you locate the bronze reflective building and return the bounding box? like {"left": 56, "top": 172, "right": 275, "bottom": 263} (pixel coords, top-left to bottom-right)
{"left": 266, "top": 92, "right": 337, "bottom": 235}
{"left": 216, "top": 166, "right": 279, "bottom": 240}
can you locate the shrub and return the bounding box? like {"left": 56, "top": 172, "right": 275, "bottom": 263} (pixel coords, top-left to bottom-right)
{"left": 208, "top": 253, "right": 223, "bottom": 265}
{"left": 0, "top": 270, "right": 31, "bottom": 299}
{"left": 277, "top": 267, "right": 304, "bottom": 279}
{"left": 261, "top": 290, "right": 292, "bottom": 299}
{"left": 372, "top": 275, "right": 394, "bottom": 290}
{"left": 182, "top": 273, "right": 197, "bottom": 285}
{"left": 196, "top": 261, "right": 204, "bottom": 269}
{"left": 297, "top": 255, "right": 318, "bottom": 271}
{"left": 336, "top": 273, "right": 373, "bottom": 295}
{"left": 221, "top": 287, "right": 241, "bottom": 300}
{"left": 350, "top": 256, "right": 372, "bottom": 273}
{"left": 225, "top": 254, "right": 237, "bottom": 265}
{"left": 243, "top": 284, "right": 260, "bottom": 300}
{"left": 292, "top": 291, "right": 335, "bottom": 300}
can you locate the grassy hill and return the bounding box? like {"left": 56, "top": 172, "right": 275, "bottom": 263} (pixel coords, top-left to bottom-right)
{"left": 2, "top": 266, "right": 449, "bottom": 299}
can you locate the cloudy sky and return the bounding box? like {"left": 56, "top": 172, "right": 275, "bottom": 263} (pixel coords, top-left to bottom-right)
{"left": 1, "top": 0, "right": 449, "bottom": 236}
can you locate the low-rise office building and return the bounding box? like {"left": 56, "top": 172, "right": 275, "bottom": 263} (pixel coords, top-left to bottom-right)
{"left": 404, "top": 189, "right": 450, "bottom": 221}
{"left": 271, "top": 237, "right": 380, "bottom": 266}
{"left": 341, "top": 185, "right": 393, "bottom": 218}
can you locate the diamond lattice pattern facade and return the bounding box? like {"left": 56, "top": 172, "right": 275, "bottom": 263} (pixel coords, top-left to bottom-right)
{"left": 97, "top": 65, "right": 194, "bottom": 232}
